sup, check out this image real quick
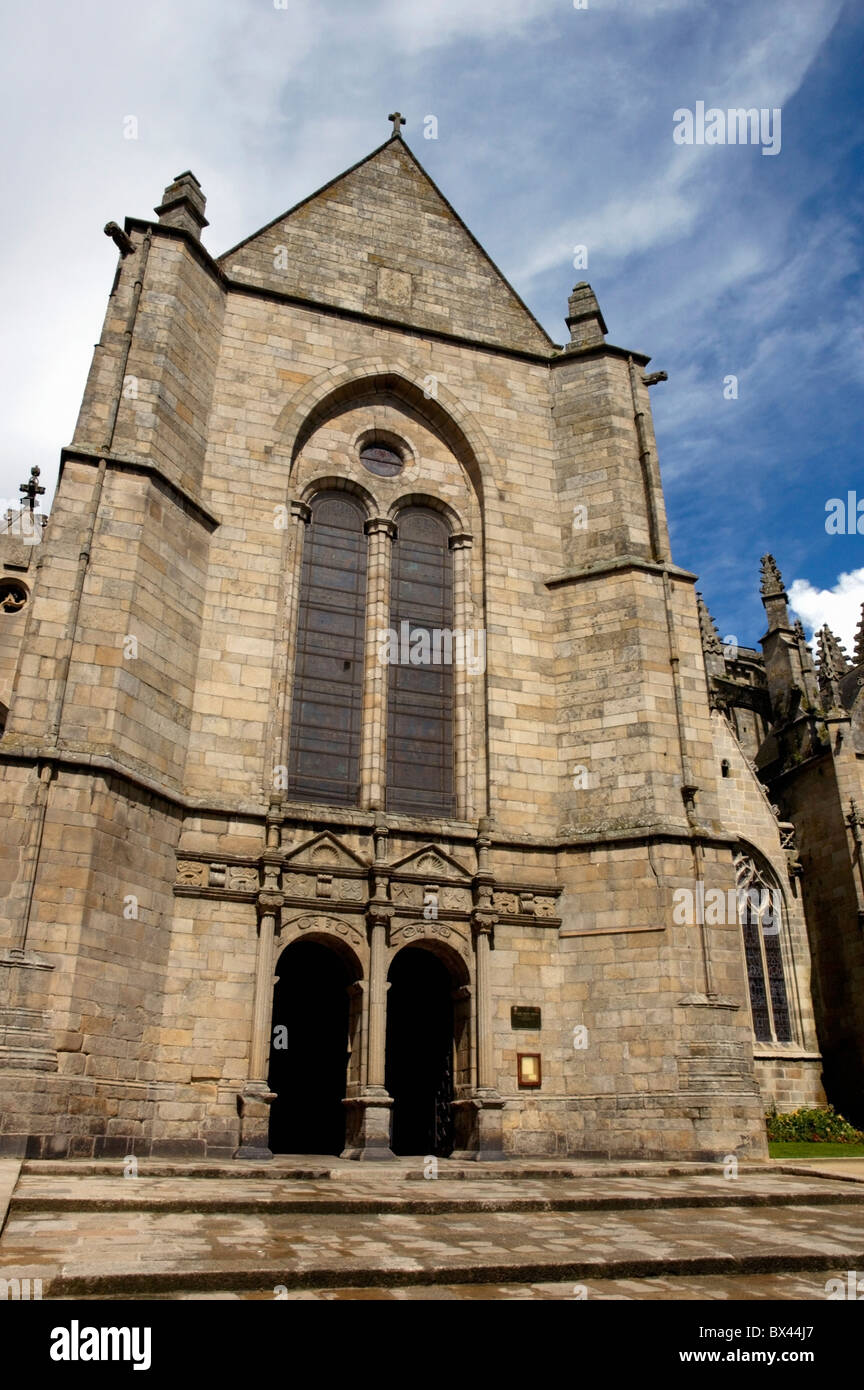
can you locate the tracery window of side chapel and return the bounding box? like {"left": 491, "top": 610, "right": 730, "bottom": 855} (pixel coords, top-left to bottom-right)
{"left": 735, "top": 851, "right": 793, "bottom": 1044}
{"left": 287, "top": 490, "right": 456, "bottom": 816}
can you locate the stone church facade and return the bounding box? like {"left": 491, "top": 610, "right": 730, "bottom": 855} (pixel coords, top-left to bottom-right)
{"left": 0, "top": 122, "right": 859, "bottom": 1160}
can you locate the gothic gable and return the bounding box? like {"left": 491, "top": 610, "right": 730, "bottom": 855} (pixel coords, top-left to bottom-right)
{"left": 284, "top": 831, "right": 368, "bottom": 871}
{"left": 217, "top": 139, "right": 552, "bottom": 354}
{"left": 388, "top": 844, "right": 472, "bottom": 882}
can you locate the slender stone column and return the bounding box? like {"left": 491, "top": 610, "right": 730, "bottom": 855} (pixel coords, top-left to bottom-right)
{"left": 449, "top": 531, "right": 474, "bottom": 820}
{"left": 360, "top": 517, "right": 396, "bottom": 810}
{"left": 342, "top": 818, "right": 394, "bottom": 1159}
{"left": 453, "top": 817, "right": 505, "bottom": 1160}
{"left": 474, "top": 921, "right": 495, "bottom": 1090}
{"left": 274, "top": 499, "right": 311, "bottom": 779}
{"left": 249, "top": 896, "right": 279, "bottom": 1084}
{"left": 366, "top": 915, "right": 390, "bottom": 1090}
{"left": 235, "top": 885, "right": 281, "bottom": 1159}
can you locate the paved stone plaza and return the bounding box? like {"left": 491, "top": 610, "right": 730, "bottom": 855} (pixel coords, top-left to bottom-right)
{"left": 2, "top": 1157, "right": 863, "bottom": 1300}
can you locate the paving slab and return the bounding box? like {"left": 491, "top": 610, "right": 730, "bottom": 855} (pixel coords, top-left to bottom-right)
{"left": 9, "top": 1170, "right": 864, "bottom": 1215}
{"left": 3, "top": 1198, "right": 864, "bottom": 1296}
{"left": 775, "top": 1160, "right": 864, "bottom": 1183}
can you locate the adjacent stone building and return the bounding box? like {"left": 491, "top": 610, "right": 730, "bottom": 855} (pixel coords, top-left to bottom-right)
{"left": 0, "top": 121, "right": 855, "bottom": 1160}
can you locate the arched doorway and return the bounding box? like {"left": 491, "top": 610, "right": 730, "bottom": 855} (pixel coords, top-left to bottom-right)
{"left": 385, "top": 946, "right": 456, "bottom": 1156}
{"left": 268, "top": 939, "right": 354, "bottom": 1155}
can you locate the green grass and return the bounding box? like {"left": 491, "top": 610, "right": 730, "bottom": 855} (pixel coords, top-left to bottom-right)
{"left": 769, "top": 1142, "right": 864, "bottom": 1159}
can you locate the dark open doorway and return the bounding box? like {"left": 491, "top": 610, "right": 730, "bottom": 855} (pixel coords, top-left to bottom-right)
{"left": 386, "top": 946, "right": 455, "bottom": 1156}
{"left": 268, "top": 939, "right": 351, "bottom": 1155}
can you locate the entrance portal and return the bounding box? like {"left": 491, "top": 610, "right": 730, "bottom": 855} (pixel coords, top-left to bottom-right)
{"left": 386, "top": 946, "right": 455, "bottom": 1156}
{"left": 268, "top": 939, "right": 351, "bottom": 1155}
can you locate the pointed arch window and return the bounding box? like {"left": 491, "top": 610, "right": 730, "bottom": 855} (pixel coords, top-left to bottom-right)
{"left": 287, "top": 493, "right": 368, "bottom": 806}
{"left": 736, "top": 851, "right": 793, "bottom": 1043}
{"left": 386, "top": 507, "right": 455, "bottom": 816}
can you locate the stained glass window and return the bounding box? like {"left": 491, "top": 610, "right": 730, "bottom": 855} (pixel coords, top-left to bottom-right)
{"left": 287, "top": 493, "right": 368, "bottom": 806}
{"left": 386, "top": 507, "right": 455, "bottom": 815}
{"left": 735, "top": 850, "right": 793, "bottom": 1044}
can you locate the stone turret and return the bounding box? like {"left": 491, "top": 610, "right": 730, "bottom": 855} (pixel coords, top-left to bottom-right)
{"left": 564, "top": 282, "right": 607, "bottom": 351}
{"left": 154, "top": 170, "right": 209, "bottom": 240}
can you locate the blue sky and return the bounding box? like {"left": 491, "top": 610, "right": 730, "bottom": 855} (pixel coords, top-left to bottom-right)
{"left": 1, "top": 0, "right": 861, "bottom": 648}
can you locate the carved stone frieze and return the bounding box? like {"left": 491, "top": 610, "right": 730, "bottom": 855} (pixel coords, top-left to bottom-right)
{"left": 492, "top": 891, "right": 519, "bottom": 914}
{"left": 176, "top": 860, "right": 208, "bottom": 887}
{"left": 229, "top": 866, "right": 259, "bottom": 892}
{"left": 391, "top": 918, "right": 470, "bottom": 957}
{"left": 287, "top": 913, "right": 365, "bottom": 949}
{"left": 391, "top": 882, "right": 423, "bottom": 907}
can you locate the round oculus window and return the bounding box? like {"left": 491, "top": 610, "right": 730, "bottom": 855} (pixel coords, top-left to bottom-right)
{"left": 0, "top": 580, "right": 27, "bottom": 614}
{"left": 359, "top": 443, "right": 404, "bottom": 477}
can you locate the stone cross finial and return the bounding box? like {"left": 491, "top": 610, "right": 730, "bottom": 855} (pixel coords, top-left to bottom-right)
{"left": 387, "top": 111, "right": 406, "bottom": 138}
{"left": 760, "top": 554, "right": 785, "bottom": 598}
{"left": 19, "top": 466, "right": 45, "bottom": 513}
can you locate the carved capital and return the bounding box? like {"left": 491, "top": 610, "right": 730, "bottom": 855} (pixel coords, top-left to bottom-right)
{"left": 364, "top": 516, "right": 397, "bottom": 541}
{"left": 367, "top": 904, "right": 395, "bottom": 932}
{"left": 472, "top": 909, "right": 498, "bottom": 936}
{"left": 448, "top": 531, "right": 473, "bottom": 552}
{"left": 473, "top": 872, "right": 495, "bottom": 913}
{"left": 257, "top": 891, "right": 284, "bottom": 920}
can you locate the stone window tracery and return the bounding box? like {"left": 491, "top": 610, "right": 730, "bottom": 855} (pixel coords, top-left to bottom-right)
{"left": 735, "top": 850, "right": 793, "bottom": 1044}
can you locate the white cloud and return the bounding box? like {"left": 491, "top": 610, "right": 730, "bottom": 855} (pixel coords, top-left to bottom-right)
{"left": 0, "top": 0, "right": 852, "bottom": 524}
{"left": 377, "top": 0, "right": 554, "bottom": 53}
{"left": 788, "top": 570, "right": 864, "bottom": 654}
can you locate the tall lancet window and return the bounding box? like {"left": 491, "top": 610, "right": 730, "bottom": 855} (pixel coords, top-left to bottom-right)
{"left": 387, "top": 507, "right": 455, "bottom": 816}
{"left": 288, "top": 493, "right": 367, "bottom": 806}
{"left": 736, "top": 851, "right": 793, "bottom": 1044}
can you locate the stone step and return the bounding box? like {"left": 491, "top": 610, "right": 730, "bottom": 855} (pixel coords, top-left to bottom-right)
{"left": 9, "top": 1170, "right": 864, "bottom": 1216}
{"left": 19, "top": 1157, "right": 764, "bottom": 1182}
{"left": 3, "top": 1186, "right": 864, "bottom": 1296}
{"left": 68, "top": 1270, "right": 853, "bottom": 1300}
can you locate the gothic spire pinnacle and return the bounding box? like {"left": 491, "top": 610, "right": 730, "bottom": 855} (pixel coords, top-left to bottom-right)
{"left": 760, "top": 554, "right": 786, "bottom": 598}
{"left": 816, "top": 624, "right": 847, "bottom": 711}
{"left": 759, "top": 553, "right": 792, "bottom": 636}
{"left": 696, "top": 591, "right": 722, "bottom": 656}
{"left": 822, "top": 623, "right": 850, "bottom": 673}
{"left": 855, "top": 602, "right": 864, "bottom": 666}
